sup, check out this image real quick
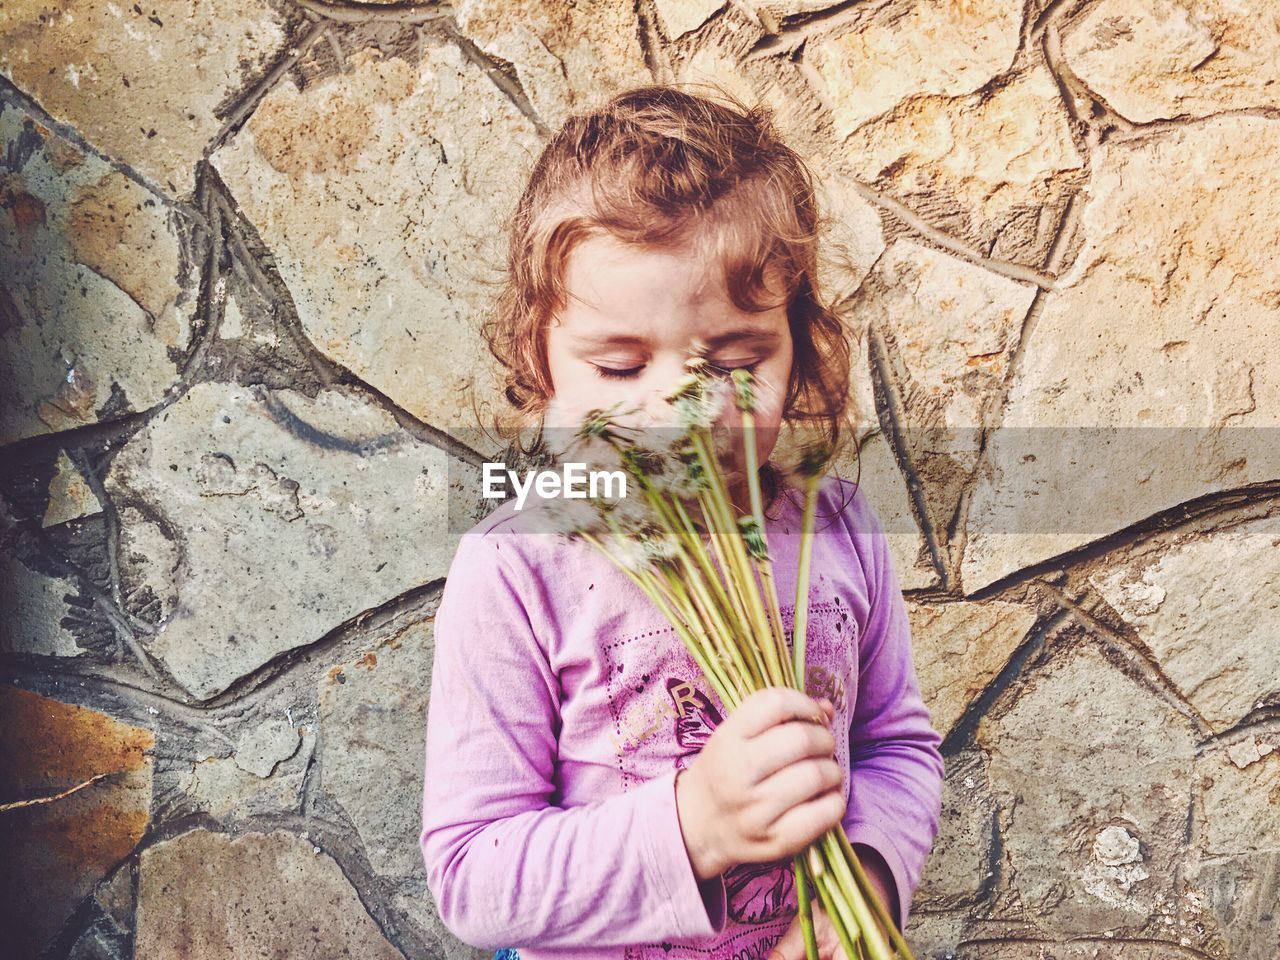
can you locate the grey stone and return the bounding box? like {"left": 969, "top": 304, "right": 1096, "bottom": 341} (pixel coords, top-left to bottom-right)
{"left": 319, "top": 618, "right": 434, "bottom": 878}
{"left": 976, "top": 643, "right": 1197, "bottom": 937}
{"left": 0, "top": 551, "right": 85, "bottom": 657}
{"left": 917, "top": 750, "right": 998, "bottom": 909}
{"left": 105, "top": 382, "right": 479, "bottom": 700}
{"left": 234, "top": 717, "right": 302, "bottom": 778}
{"left": 177, "top": 726, "right": 314, "bottom": 820}
{"left": 1091, "top": 515, "right": 1280, "bottom": 733}
{"left": 210, "top": 43, "right": 544, "bottom": 454}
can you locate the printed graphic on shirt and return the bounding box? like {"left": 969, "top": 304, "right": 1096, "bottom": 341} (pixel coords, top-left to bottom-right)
{"left": 601, "top": 598, "right": 858, "bottom": 960}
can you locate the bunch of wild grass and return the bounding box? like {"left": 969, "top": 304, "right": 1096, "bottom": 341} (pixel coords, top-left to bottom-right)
{"left": 538, "top": 357, "right": 914, "bottom": 960}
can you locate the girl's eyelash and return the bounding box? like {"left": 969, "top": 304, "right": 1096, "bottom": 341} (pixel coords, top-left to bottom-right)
{"left": 592, "top": 364, "right": 644, "bottom": 381}
{"left": 591, "top": 360, "right": 762, "bottom": 381}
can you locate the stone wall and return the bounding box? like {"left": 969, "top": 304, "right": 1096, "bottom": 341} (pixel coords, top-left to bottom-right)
{"left": 1, "top": 1, "right": 1276, "bottom": 958}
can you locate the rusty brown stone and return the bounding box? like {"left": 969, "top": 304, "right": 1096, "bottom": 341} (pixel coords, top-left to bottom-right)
{"left": 0, "top": 687, "right": 153, "bottom": 957}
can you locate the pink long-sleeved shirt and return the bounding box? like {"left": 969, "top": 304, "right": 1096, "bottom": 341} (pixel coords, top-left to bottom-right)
{"left": 420, "top": 475, "right": 945, "bottom": 958}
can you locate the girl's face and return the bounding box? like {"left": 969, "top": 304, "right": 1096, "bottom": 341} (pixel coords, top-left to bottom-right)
{"left": 544, "top": 232, "right": 794, "bottom": 508}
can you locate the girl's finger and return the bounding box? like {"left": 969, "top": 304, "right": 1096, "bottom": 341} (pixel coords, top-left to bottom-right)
{"left": 747, "top": 719, "right": 838, "bottom": 784}
{"left": 753, "top": 755, "right": 845, "bottom": 822}
{"left": 735, "top": 688, "right": 832, "bottom": 739}
{"left": 760, "top": 785, "right": 848, "bottom": 852}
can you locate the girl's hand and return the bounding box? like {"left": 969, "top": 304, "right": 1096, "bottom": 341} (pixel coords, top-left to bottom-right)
{"left": 767, "top": 900, "right": 847, "bottom": 960}
{"left": 675, "top": 687, "right": 842, "bottom": 881}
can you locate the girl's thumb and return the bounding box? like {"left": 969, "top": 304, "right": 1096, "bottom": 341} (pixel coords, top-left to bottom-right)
{"left": 766, "top": 914, "right": 804, "bottom": 960}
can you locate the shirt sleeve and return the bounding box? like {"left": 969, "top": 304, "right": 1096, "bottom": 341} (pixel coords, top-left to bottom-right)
{"left": 419, "top": 530, "right": 728, "bottom": 950}
{"left": 839, "top": 487, "right": 946, "bottom": 932}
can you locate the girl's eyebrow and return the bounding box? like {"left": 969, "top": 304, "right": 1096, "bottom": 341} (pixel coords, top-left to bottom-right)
{"left": 570, "top": 326, "right": 782, "bottom": 349}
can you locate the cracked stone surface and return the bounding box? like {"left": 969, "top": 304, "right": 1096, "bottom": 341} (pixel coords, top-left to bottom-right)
{"left": 1091, "top": 514, "right": 1280, "bottom": 733}
{"left": 1197, "top": 746, "right": 1280, "bottom": 859}
{"left": 855, "top": 239, "right": 1039, "bottom": 535}
{"left": 0, "top": 549, "right": 85, "bottom": 656}
{"left": 653, "top": 0, "right": 726, "bottom": 40}
{"left": 963, "top": 116, "right": 1280, "bottom": 592}
{"left": 3, "top": 1, "right": 1277, "bottom": 955}
{"left": 0, "top": 687, "right": 153, "bottom": 958}
{"left": 908, "top": 599, "right": 1036, "bottom": 738}
{"left": 0, "top": 0, "right": 289, "bottom": 197}
{"left": 319, "top": 618, "right": 434, "bottom": 878}
{"left": 838, "top": 65, "right": 1084, "bottom": 268}
{"left": 0, "top": 98, "right": 194, "bottom": 444}
{"left": 135, "top": 828, "right": 403, "bottom": 960}
{"left": 43, "top": 450, "right": 103, "bottom": 527}
{"left": 915, "top": 749, "right": 997, "bottom": 909}
{"left": 394, "top": 883, "right": 490, "bottom": 960}
{"left": 454, "top": 0, "right": 650, "bottom": 129}
{"left": 809, "top": 0, "right": 1022, "bottom": 140}
{"left": 210, "top": 43, "right": 543, "bottom": 455}
{"left": 1063, "top": 0, "right": 1280, "bottom": 124}
{"left": 175, "top": 723, "right": 314, "bottom": 820}
{"left": 104, "top": 381, "right": 479, "bottom": 700}
{"left": 977, "top": 642, "right": 1197, "bottom": 938}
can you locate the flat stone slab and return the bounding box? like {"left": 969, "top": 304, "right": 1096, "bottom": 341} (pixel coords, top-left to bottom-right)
{"left": 0, "top": 98, "right": 194, "bottom": 444}
{"left": 962, "top": 116, "right": 1280, "bottom": 592}
{"left": 210, "top": 43, "right": 544, "bottom": 454}
{"left": 105, "top": 382, "right": 478, "bottom": 700}
{"left": 1091, "top": 515, "right": 1280, "bottom": 734}
{"left": 0, "top": 0, "right": 289, "bottom": 196}
{"left": 135, "top": 828, "right": 403, "bottom": 960}
{"left": 0, "top": 687, "right": 153, "bottom": 957}
{"left": 319, "top": 619, "right": 433, "bottom": 878}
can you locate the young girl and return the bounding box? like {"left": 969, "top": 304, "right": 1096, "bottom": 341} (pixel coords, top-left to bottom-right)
{"left": 420, "top": 85, "right": 945, "bottom": 960}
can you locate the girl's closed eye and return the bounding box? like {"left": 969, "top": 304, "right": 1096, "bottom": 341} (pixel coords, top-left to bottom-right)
{"left": 590, "top": 359, "right": 764, "bottom": 381}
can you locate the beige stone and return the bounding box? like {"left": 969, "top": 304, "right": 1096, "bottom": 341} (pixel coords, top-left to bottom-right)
{"left": 211, "top": 44, "right": 543, "bottom": 453}
{"left": 857, "top": 239, "right": 1038, "bottom": 533}
{"left": 42, "top": 451, "right": 102, "bottom": 527}
{"left": 453, "top": 0, "right": 650, "bottom": 128}
{"left": 1063, "top": 0, "right": 1280, "bottom": 124}
{"left": 810, "top": 158, "right": 886, "bottom": 308}
{"left": 809, "top": 0, "right": 1022, "bottom": 138}
{"left": 655, "top": 0, "right": 726, "bottom": 39}
{"left": 0, "top": 104, "right": 192, "bottom": 444}
{"left": 1197, "top": 749, "right": 1280, "bottom": 858}
{"left": 977, "top": 643, "right": 1197, "bottom": 935}
{"left": 840, "top": 66, "right": 1083, "bottom": 267}
{"left": 817, "top": 311, "right": 939, "bottom": 591}
{"left": 909, "top": 599, "right": 1036, "bottom": 738}
{"left": 135, "top": 829, "right": 403, "bottom": 960}
{"left": 1091, "top": 515, "right": 1280, "bottom": 733}
{"left": 0, "top": 0, "right": 288, "bottom": 196}
{"left": 963, "top": 116, "right": 1280, "bottom": 591}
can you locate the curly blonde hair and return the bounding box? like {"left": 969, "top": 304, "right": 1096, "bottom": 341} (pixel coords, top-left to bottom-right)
{"left": 480, "top": 83, "right": 857, "bottom": 514}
